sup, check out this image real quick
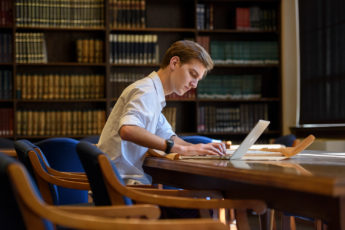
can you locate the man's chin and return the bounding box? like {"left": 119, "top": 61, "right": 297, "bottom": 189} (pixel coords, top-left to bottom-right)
{"left": 175, "top": 90, "right": 186, "bottom": 96}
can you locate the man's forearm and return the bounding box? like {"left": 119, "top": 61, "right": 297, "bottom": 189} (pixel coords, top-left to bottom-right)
{"left": 172, "top": 136, "right": 193, "bottom": 146}
{"left": 119, "top": 125, "right": 183, "bottom": 152}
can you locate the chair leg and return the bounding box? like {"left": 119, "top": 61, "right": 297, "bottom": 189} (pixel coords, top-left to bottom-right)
{"left": 314, "top": 219, "right": 328, "bottom": 230}
{"left": 290, "top": 216, "right": 296, "bottom": 230}
{"left": 235, "top": 209, "right": 250, "bottom": 230}
{"left": 269, "top": 209, "right": 276, "bottom": 230}
{"left": 281, "top": 213, "right": 291, "bottom": 230}
{"left": 258, "top": 209, "right": 272, "bottom": 230}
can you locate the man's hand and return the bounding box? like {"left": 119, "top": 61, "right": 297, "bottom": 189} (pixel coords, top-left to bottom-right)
{"left": 176, "top": 142, "right": 226, "bottom": 156}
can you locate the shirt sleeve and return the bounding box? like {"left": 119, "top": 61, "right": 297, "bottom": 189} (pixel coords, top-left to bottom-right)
{"left": 118, "top": 89, "right": 156, "bottom": 130}
{"left": 155, "top": 113, "right": 176, "bottom": 139}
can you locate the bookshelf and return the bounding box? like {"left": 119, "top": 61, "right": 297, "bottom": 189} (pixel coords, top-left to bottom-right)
{"left": 0, "top": 0, "right": 282, "bottom": 144}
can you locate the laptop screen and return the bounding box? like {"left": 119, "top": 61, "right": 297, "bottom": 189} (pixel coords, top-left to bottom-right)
{"left": 230, "top": 120, "right": 270, "bottom": 160}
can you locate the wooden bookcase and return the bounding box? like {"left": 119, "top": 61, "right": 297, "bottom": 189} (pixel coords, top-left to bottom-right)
{"left": 0, "top": 0, "right": 282, "bottom": 143}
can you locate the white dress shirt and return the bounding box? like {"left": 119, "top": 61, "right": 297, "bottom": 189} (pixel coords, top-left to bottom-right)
{"left": 98, "top": 71, "right": 175, "bottom": 184}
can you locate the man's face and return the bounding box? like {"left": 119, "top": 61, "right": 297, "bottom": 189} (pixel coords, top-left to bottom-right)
{"left": 171, "top": 58, "right": 206, "bottom": 96}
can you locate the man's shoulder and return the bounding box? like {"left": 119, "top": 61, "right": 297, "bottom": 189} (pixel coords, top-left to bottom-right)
{"left": 121, "top": 76, "right": 155, "bottom": 99}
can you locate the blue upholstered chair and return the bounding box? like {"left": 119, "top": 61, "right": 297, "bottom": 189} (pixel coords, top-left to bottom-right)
{"left": 80, "top": 135, "right": 100, "bottom": 144}
{"left": 35, "top": 138, "right": 88, "bottom": 205}
{"left": 274, "top": 134, "right": 298, "bottom": 147}
{"left": 76, "top": 141, "right": 267, "bottom": 229}
{"left": 180, "top": 135, "right": 214, "bottom": 144}
{"left": 0, "top": 138, "right": 14, "bottom": 148}
{"left": 1, "top": 152, "right": 228, "bottom": 230}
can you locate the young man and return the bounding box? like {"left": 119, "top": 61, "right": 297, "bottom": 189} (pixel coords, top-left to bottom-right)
{"left": 98, "top": 40, "right": 226, "bottom": 185}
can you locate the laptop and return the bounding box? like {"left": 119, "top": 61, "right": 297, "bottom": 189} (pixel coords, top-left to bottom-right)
{"left": 230, "top": 120, "right": 270, "bottom": 160}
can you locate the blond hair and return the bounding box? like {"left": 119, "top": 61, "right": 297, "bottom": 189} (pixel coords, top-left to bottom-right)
{"left": 160, "top": 40, "right": 214, "bottom": 72}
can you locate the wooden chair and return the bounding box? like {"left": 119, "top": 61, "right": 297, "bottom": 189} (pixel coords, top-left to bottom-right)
{"left": 14, "top": 140, "right": 90, "bottom": 205}
{"left": 77, "top": 141, "right": 267, "bottom": 230}
{"left": 0, "top": 152, "right": 229, "bottom": 230}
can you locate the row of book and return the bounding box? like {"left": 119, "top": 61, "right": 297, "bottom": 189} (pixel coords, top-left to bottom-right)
{"left": 109, "top": 72, "right": 144, "bottom": 98}
{"left": 197, "top": 103, "right": 268, "bottom": 133}
{"left": 0, "top": 0, "right": 12, "bottom": 26}
{"left": 196, "top": 3, "right": 214, "bottom": 30}
{"left": 16, "top": 109, "right": 106, "bottom": 136}
{"left": 0, "top": 33, "right": 12, "bottom": 62}
{"left": 162, "top": 107, "right": 176, "bottom": 132}
{"left": 236, "top": 7, "right": 277, "bottom": 31}
{"left": 16, "top": 74, "right": 104, "bottom": 99}
{"left": 0, "top": 108, "right": 13, "bottom": 136}
{"left": 109, "top": 34, "right": 158, "bottom": 64}
{"left": 15, "top": 0, "right": 104, "bottom": 28}
{"left": 196, "top": 36, "right": 210, "bottom": 53}
{"left": 76, "top": 39, "right": 104, "bottom": 63}
{"left": 198, "top": 74, "right": 262, "bottom": 99}
{"left": 110, "top": 0, "right": 146, "bottom": 28}
{"left": 211, "top": 40, "right": 279, "bottom": 64}
{"left": 0, "top": 70, "right": 12, "bottom": 99}
{"left": 15, "top": 33, "right": 47, "bottom": 63}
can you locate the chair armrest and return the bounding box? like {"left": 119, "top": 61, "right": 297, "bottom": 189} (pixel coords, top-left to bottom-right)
{"left": 131, "top": 187, "right": 223, "bottom": 198}
{"left": 47, "top": 169, "right": 87, "bottom": 179}
{"left": 127, "top": 184, "right": 159, "bottom": 188}
{"left": 54, "top": 174, "right": 89, "bottom": 183}
{"left": 57, "top": 204, "right": 160, "bottom": 219}
{"left": 130, "top": 187, "right": 266, "bottom": 214}
{"left": 28, "top": 151, "right": 90, "bottom": 190}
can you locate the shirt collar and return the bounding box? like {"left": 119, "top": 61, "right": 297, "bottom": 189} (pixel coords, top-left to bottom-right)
{"left": 148, "top": 71, "right": 166, "bottom": 108}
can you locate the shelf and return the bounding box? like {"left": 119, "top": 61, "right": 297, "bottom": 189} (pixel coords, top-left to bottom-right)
{"left": 1, "top": 0, "right": 282, "bottom": 140}
{"left": 110, "top": 27, "right": 196, "bottom": 33}
{"left": 111, "top": 64, "right": 160, "bottom": 67}
{"left": 197, "top": 98, "right": 280, "bottom": 102}
{"left": 0, "top": 63, "right": 13, "bottom": 66}
{"left": 0, "top": 99, "right": 14, "bottom": 102}
{"left": 0, "top": 25, "right": 12, "bottom": 29}
{"left": 291, "top": 126, "right": 345, "bottom": 139}
{"left": 16, "top": 99, "right": 107, "bottom": 103}
{"left": 199, "top": 0, "right": 279, "bottom": 2}
{"left": 16, "top": 63, "right": 106, "bottom": 67}
{"left": 166, "top": 98, "right": 196, "bottom": 102}
{"left": 16, "top": 26, "right": 106, "bottom": 31}
{"left": 197, "top": 29, "right": 278, "bottom": 34}
{"left": 198, "top": 130, "right": 281, "bottom": 136}
{"left": 16, "top": 135, "right": 93, "bottom": 140}
{"left": 214, "top": 63, "right": 279, "bottom": 68}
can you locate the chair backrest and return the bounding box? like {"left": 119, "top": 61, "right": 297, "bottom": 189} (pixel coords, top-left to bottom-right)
{"left": 14, "top": 140, "right": 59, "bottom": 205}
{"left": 0, "top": 152, "right": 54, "bottom": 230}
{"left": 80, "top": 135, "right": 100, "bottom": 144}
{"left": 76, "top": 141, "right": 132, "bottom": 206}
{"left": 274, "top": 134, "right": 298, "bottom": 147}
{"left": 181, "top": 135, "right": 214, "bottom": 144}
{"left": 35, "top": 138, "right": 88, "bottom": 205}
{"left": 0, "top": 138, "right": 14, "bottom": 148}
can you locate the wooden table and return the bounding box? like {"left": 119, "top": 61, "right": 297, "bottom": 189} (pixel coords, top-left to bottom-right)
{"left": 143, "top": 151, "right": 345, "bottom": 230}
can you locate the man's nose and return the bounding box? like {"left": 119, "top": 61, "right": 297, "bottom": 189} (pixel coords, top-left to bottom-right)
{"left": 190, "top": 80, "right": 198, "bottom": 88}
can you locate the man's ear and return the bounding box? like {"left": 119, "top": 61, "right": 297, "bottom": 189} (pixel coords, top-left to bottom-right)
{"left": 169, "top": 56, "right": 180, "bottom": 70}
